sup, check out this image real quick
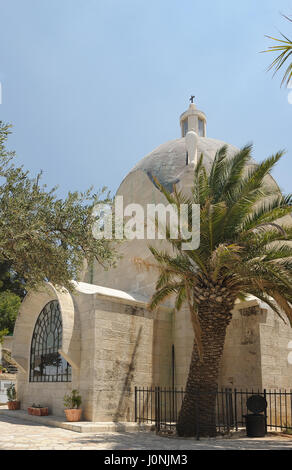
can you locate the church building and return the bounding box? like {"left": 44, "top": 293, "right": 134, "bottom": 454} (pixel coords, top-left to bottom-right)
{"left": 6, "top": 101, "right": 292, "bottom": 422}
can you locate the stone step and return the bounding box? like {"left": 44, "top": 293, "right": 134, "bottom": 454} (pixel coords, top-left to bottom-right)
{"left": 0, "top": 407, "right": 154, "bottom": 433}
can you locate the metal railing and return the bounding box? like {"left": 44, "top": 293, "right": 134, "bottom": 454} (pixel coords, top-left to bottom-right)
{"left": 134, "top": 386, "right": 292, "bottom": 435}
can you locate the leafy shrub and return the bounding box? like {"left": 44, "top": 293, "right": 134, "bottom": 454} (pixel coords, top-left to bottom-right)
{"left": 6, "top": 383, "right": 16, "bottom": 401}
{"left": 63, "top": 389, "right": 82, "bottom": 409}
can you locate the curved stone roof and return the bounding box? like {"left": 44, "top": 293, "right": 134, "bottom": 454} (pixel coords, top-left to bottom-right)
{"left": 73, "top": 281, "right": 148, "bottom": 305}
{"left": 127, "top": 136, "right": 240, "bottom": 192}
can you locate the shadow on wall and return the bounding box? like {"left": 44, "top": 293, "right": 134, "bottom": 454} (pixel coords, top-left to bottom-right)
{"left": 113, "top": 326, "right": 142, "bottom": 422}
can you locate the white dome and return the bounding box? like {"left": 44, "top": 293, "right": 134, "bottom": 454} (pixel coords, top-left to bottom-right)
{"left": 119, "top": 136, "right": 239, "bottom": 193}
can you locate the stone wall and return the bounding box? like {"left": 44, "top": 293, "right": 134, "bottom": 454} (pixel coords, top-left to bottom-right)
{"left": 16, "top": 375, "right": 75, "bottom": 416}
{"left": 260, "top": 308, "right": 292, "bottom": 389}
{"left": 173, "top": 306, "right": 194, "bottom": 388}
{"left": 172, "top": 301, "right": 265, "bottom": 391}
{"left": 218, "top": 304, "right": 263, "bottom": 390}
{"left": 90, "top": 296, "right": 155, "bottom": 422}
{"left": 219, "top": 300, "right": 292, "bottom": 391}
{"left": 170, "top": 298, "right": 292, "bottom": 392}
{"left": 152, "top": 308, "right": 173, "bottom": 387}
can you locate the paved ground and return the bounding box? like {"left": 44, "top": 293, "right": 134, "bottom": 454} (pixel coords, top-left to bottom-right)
{"left": 0, "top": 415, "right": 292, "bottom": 450}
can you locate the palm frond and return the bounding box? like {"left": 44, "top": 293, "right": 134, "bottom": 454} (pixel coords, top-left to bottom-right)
{"left": 214, "top": 145, "right": 252, "bottom": 204}
{"left": 149, "top": 283, "right": 182, "bottom": 310}
{"left": 175, "top": 284, "right": 186, "bottom": 310}
{"left": 263, "top": 15, "right": 292, "bottom": 87}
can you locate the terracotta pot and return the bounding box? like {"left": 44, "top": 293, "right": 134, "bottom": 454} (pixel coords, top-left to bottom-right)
{"left": 7, "top": 401, "right": 20, "bottom": 410}
{"left": 27, "top": 407, "right": 49, "bottom": 416}
{"left": 64, "top": 408, "right": 82, "bottom": 422}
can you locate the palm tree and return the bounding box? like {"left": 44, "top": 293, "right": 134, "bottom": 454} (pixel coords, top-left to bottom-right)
{"left": 141, "top": 145, "right": 292, "bottom": 437}
{"left": 264, "top": 14, "right": 292, "bottom": 87}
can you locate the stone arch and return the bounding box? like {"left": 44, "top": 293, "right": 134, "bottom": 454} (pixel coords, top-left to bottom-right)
{"left": 11, "top": 283, "right": 80, "bottom": 374}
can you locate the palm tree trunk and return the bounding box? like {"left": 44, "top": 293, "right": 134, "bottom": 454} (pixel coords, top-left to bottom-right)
{"left": 176, "top": 302, "right": 231, "bottom": 437}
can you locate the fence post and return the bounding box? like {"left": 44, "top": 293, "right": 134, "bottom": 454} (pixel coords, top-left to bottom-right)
{"left": 225, "top": 388, "right": 230, "bottom": 432}
{"left": 134, "top": 386, "right": 137, "bottom": 422}
{"left": 196, "top": 388, "right": 200, "bottom": 440}
{"left": 229, "top": 388, "right": 234, "bottom": 429}
{"left": 154, "top": 387, "right": 161, "bottom": 432}
{"left": 157, "top": 387, "right": 161, "bottom": 432}
{"left": 154, "top": 387, "right": 157, "bottom": 430}
{"left": 264, "top": 389, "right": 267, "bottom": 434}
{"left": 234, "top": 389, "right": 238, "bottom": 431}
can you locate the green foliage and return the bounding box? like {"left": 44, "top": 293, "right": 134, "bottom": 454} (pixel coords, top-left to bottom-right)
{"left": 264, "top": 14, "right": 292, "bottom": 87}
{"left": 0, "top": 291, "right": 21, "bottom": 334}
{"left": 6, "top": 383, "right": 16, "bottom": 401}
{"left": 0, "top": 262, "right": 26, "bottom": 299}
{"left": 0, "top": 328, "right": 9, "bottom": 344}
{"left": 63, "top": 389, "right": 82, "bottom": 409}
{"left": 283, "top": 427, "right": 292, "bottom": 435}
{"left": 0, "top": 122, "right": 117, "bottom": 290}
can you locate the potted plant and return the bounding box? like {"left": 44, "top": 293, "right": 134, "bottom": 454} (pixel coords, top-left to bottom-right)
{"left": 6, "top": 383, "right": 20, "bottom": 410}
{"left": 27, "top": 404, "right": 49, "bottom": 416}
{"left": 63, "top": 389, "right": 82, "bottom": 422}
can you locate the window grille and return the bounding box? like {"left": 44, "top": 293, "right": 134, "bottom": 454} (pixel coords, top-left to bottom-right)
{"left": 29, "top": 300, "right": 71, "bottom": 382}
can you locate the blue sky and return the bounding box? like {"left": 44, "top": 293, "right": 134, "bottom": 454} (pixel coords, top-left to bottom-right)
{"left": 0, "top": 0, "right": 291, "bottom": 198}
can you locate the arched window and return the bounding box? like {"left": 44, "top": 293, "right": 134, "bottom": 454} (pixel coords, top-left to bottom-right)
{"left": 29, "top": 300, "right": 72, "bottom": 382}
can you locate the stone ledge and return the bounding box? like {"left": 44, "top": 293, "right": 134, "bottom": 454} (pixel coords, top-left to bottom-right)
{"left": 0, "top": 374, "right": 17, "bottom": 381}
{"left": 0, "top": 407, "right": 154, "bottom": 433}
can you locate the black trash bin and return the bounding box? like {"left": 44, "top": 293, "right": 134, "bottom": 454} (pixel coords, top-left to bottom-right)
{"left": 244, "top": 395, "right": 267, "bottom": 437}
{"left": 245, "top": 413, "right": 266, "bottom": 437}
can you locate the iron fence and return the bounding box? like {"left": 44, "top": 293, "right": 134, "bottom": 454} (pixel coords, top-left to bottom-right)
{"left": 134, "top": 386, "right": 292, "bottom": 435}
